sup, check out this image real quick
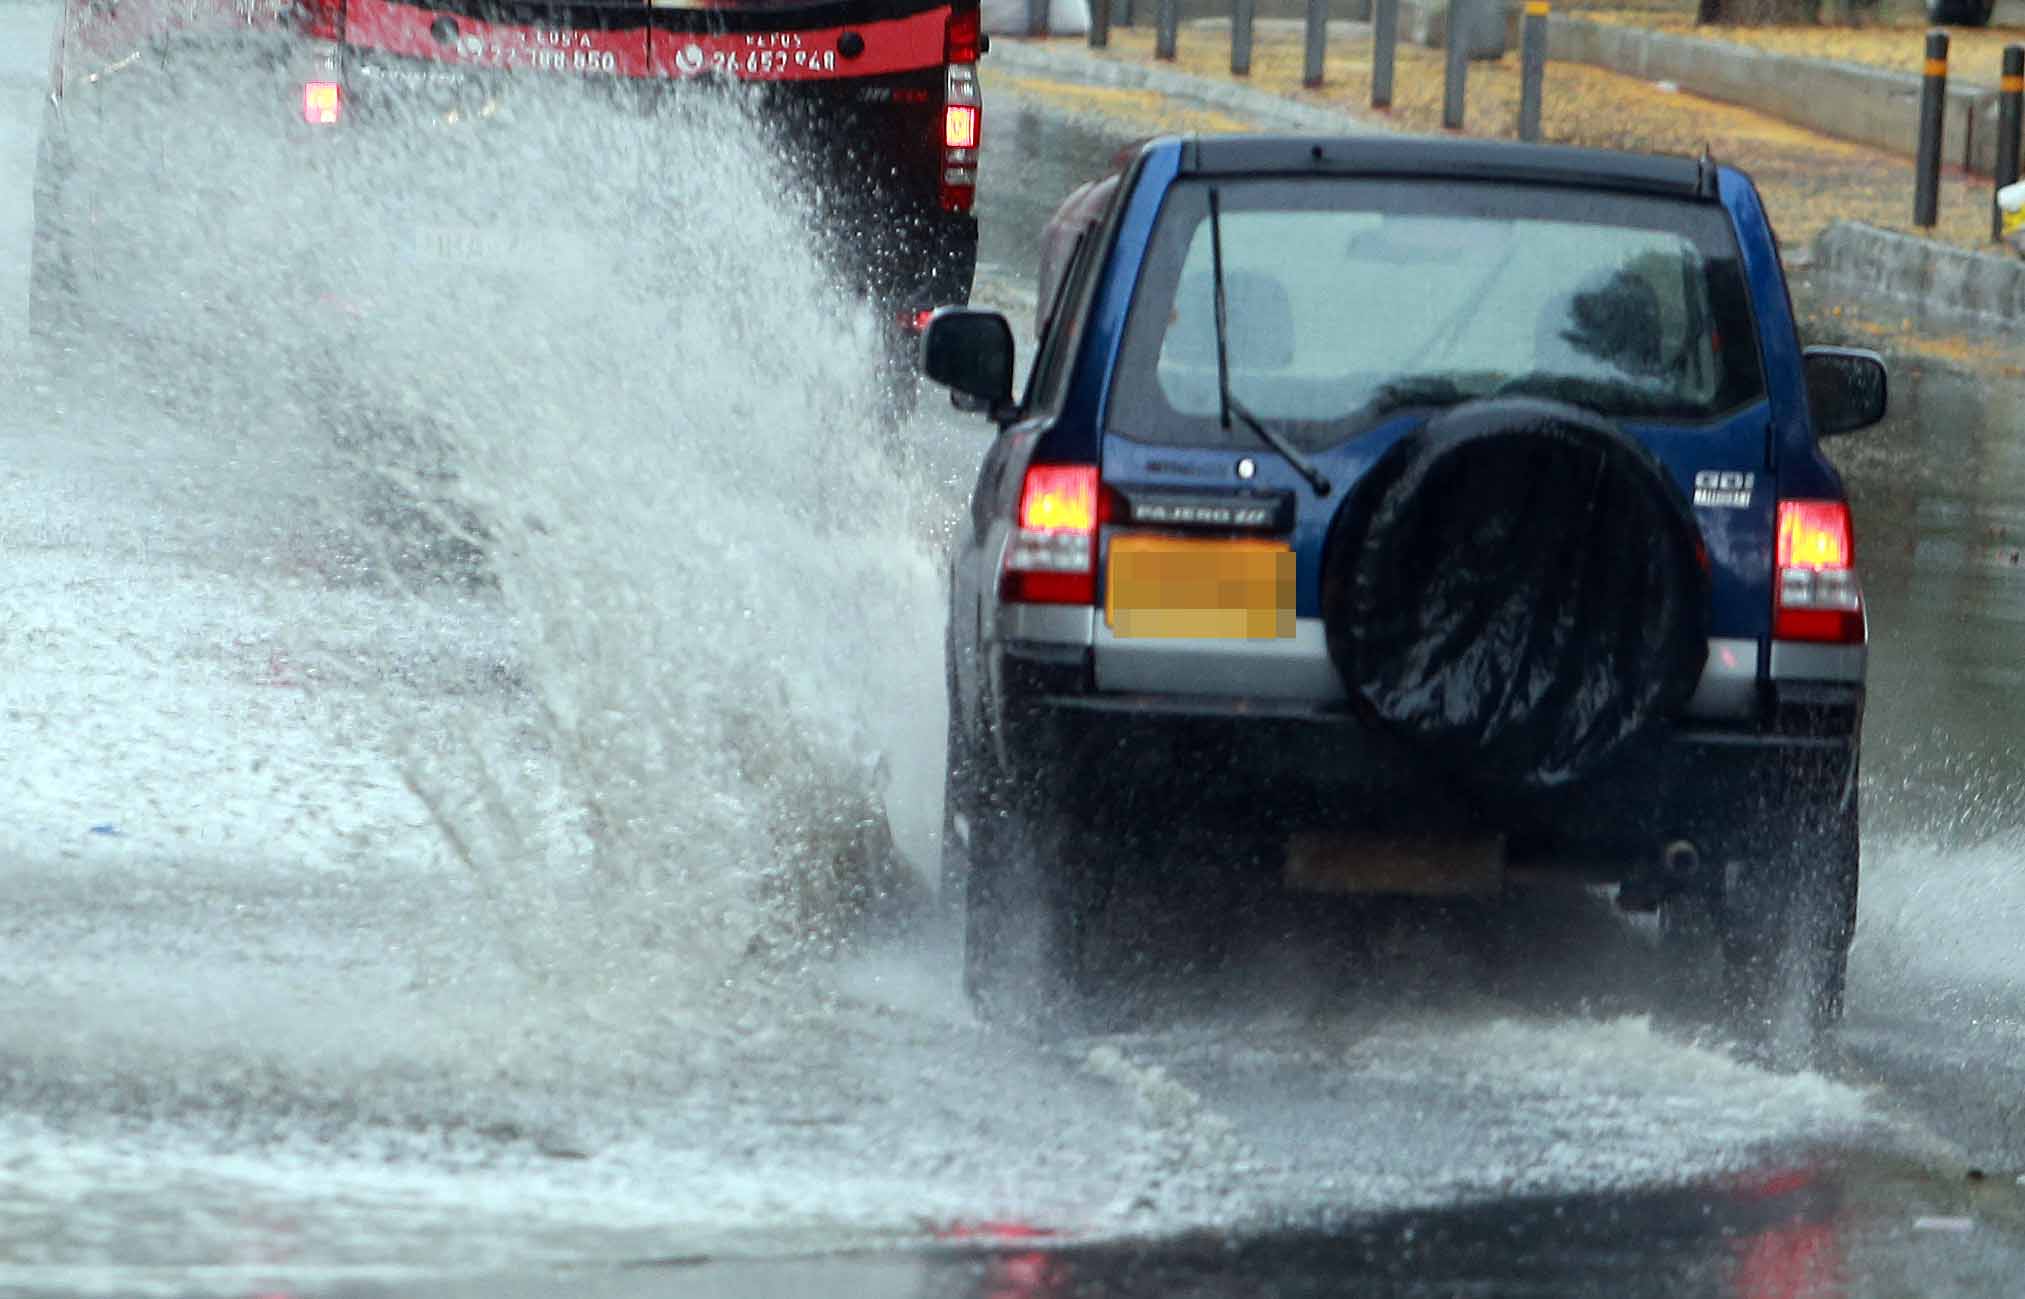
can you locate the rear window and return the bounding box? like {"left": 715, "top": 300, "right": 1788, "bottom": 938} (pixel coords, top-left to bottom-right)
{"left": 1109, "top": 178, "right": 1766, "bottom": 451}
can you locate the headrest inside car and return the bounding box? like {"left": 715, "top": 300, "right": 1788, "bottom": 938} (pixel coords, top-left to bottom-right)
{"left": 1166, "top": 270, "right": 1296, "bottom": 372}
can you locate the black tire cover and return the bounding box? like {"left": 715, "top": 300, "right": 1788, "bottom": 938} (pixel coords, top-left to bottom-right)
{"left": 1321, "top": 398, "right": 1710, "bottom": 791}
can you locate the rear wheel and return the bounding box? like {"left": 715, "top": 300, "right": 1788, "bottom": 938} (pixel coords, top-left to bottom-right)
{"left": 939, "top": 631, "right": 979, "bottom": 927}
{"left": 963, "top": 787, "right": 1118, "bottom": 1033}
{"left": 1718, "top": 791, "right": 1860, "bottom": 1064}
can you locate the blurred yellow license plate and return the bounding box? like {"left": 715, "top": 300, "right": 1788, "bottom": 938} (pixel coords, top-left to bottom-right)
{"left": 1106, "top": 536, "right": 1294, "bottom": 639}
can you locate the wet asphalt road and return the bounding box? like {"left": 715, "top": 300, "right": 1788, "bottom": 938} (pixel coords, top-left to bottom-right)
{"left": 7, "top": 6, "right": 2025, "bottom": 1292}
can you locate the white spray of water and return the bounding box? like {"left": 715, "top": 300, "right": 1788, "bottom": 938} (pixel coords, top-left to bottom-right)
{"left": 358, "top": 97, "right": 950, "bottom": 1001}
{"left": 61, "top": 64, "right": 954, "bottom": 1009}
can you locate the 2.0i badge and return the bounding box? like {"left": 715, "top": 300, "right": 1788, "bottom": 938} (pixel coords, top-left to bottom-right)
{"left": 1693, "top": 470, "right": 1754, "bottom": 509}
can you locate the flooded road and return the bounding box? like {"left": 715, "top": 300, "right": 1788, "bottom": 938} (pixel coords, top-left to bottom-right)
{"left": 4, "top": 5, "right": 2025, "bottom": 1292}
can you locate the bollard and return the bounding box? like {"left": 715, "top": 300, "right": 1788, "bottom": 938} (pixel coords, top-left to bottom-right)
{"left": 1156, "top": 0, "right": 1177, "bottom": 59}
{"left": 1027, "top": 0, "right": 1048, "bottom": 36}
{"left": 1442, "top": 0, "right": 1468, "bottom": 130}
{"left": 1372, "top": 0, "right": 1397, "bottom": 109}
{"left": 1914, "top": 29, "right": 1948, "bottom": 229}
{"left": 1518, "top": 0, "right": 1547, "bottom": 142}
{"left": 1303, "top": 0, "right": 1327, "bottom": 88}
{"left": 1090, "top": 0, "right": 1110, "bottom": 46}
{"left": 1995, "top": 45, "right": 2023, "bottom": 241}
{"left": 1233, "top": 0, "right": 1255, "bottom": 76}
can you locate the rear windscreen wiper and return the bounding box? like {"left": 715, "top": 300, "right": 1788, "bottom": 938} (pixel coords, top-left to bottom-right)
{"left": 1208, "top": 186, "right": 1332, "bottom": 498}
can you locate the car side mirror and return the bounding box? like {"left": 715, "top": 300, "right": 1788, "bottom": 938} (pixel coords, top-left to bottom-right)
{"left": 922, "top": 308, "right": 1016, "bottom": 421}
{"left": 1803, "top": 346, "right": 1887, "bottom": 438}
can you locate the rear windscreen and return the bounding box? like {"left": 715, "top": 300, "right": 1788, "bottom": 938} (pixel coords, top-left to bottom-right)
{"left": 1109, "top": 178, "right": 1767, "bottom": 452}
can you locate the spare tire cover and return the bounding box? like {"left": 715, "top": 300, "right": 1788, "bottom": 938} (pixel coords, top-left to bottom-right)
{"left": 1321, "top": 398, "right": 1710, "bottom": 791}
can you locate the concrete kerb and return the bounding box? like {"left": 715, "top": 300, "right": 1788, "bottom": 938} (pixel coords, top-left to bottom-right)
{"left": 985, "top": 36, "right": 1381, "bottom": 133}
{"left": 1810, "top": 220, "right": 2025, "bottom": 329}
{"left": 1540, "top": 16, "right": 2007, "bottom": 177}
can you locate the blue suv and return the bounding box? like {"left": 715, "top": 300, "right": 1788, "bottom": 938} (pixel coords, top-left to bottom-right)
{"left": 924, "top": 136, "right": 1885, "bottom": 1043}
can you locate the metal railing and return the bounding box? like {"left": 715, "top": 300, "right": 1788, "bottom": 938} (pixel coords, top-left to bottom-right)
{"left": 1088, "top": 0, "right": 1552, "bottom": 142}
{"left": 1080, "top": 3, "right": 2025, "bottom": 237}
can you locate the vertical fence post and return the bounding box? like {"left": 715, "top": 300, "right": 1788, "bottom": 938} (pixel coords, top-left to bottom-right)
{"left": 1442, "top": 0, "right": 1468, "bottom": 129}
{"left": 1994, "top": 45, "right": 2022, "bottom": 240}
{"left": 1233, "top": 0, "right": 1255, "bottom": 75}
{"left": 1302, "top": 0, "right": 1327, "bottom": 87}
{"left": 1120, "top": 0, "right": 1133, "bottom": 26}
{"left": 1518, "top": 0, "right": 1547, "bottom": 142}
{"left": 1914, "top": 29, "right": 1948, "bottom": 229}
{"left": 1090, "top": 0, "right": 1111, "bottom": 46}
{"left": 1372, "top": 0, "right": 1397, "bottom": 109}
{"left": 1156, "top": 0, "right": 1178, "bottom": 58}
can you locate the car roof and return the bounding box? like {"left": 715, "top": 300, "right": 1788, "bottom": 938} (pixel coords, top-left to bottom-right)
{"left": 1172, "top": 135, "right": 1721, "bottom": 202}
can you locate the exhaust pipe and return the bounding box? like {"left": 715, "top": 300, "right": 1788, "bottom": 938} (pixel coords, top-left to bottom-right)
{"left": 1618, "top": 839, "right": 1703, "bottom": 912}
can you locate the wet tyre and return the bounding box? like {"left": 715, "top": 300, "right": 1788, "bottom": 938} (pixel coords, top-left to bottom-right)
{"left": 1321, "top": 397, "right": 1709, "bottom": 791}
{"left": 939, "top": 622, "right": 980, "bottom": 927}
{"left": 1719, "top": 789, "right": 1860, "bottom": 1065}
{"left": 963, "top": 789, "right": 1115, "bottom": 1034}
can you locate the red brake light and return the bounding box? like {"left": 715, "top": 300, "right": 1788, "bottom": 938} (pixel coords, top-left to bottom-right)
{"left": 1004, "top": 465, "right": 1103, "bottom": 605}
{"left": 944, "top": 104, "right": 980, "bottom": 150}
{"left": 302, "top": 81, "right": 342, "bottom": 126}
{"left": 944, "top": 6, "right": 981, "bottom": 62}
{"left": 1774, "top": 500, "right": 1863, "bottom": 643}
{"left": 1020, "top": 465, "right": 1099, "bottom": 532}
{"left": 940, "top": 63, "right": 980, "bottom": 214}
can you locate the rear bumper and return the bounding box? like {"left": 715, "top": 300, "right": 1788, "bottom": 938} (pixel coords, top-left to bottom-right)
{"left": 873, "top": 208, "right": 977, "bottom": 311}
{"left": 988, "top": 618, "right": 1861, "bottom": 866}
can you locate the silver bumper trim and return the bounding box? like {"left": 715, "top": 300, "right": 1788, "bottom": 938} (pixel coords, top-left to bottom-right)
{"left": 999, "top": 602, "right": 1095, "bottom": 647}
{"left": 1003, "top": 607, "right": 1840, "bottom": 707}
{"left": 1768, "top": 640, "right": 1866, "bottom": 683}
{"left": 1094, "top": 617, "right": 1347, "bottom": 701}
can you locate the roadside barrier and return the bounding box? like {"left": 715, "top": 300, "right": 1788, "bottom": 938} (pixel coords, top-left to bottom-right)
{"left": 1442, "top": 0, "right": 1468, "bottom": 126}
{"left": 1304, "top": 0, "right": 1328, "bottom": 86}
{"left": 1518, "top": 1, "right": 1547, "bottom": 143}
{"left": 1096, "top": 0, "right": 1539, "bottom": 139}
{"left": 1371, "top": 0, "right": 1398, "bottom": 108}
{"left": 1081, "top": 3, "right": 2020, "bottom": 233}
{"left": 1915, "top": 29, "right": 1947, "bottom": 228}
{"left": 1996, "top": 45, "right": 2023, "bottom": 242}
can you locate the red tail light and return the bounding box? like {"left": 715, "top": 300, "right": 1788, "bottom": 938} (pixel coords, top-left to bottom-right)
{"left": 944, "top": 6, "right": 981, "bottom": 62}
{"left": 940, "top": 63, "right": 980, "bottom": 214}
{"left": 944, "top": 103, "right": 980, "bottom": 149}
{"left": 1002, "top": 465, "right": 1104, "bottom": 605}
{"left": 302, "top": 80, "right": 343, "bottom": 125}
{"left": 1774, "top": 500, "right": 1863, "bottom": 643}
